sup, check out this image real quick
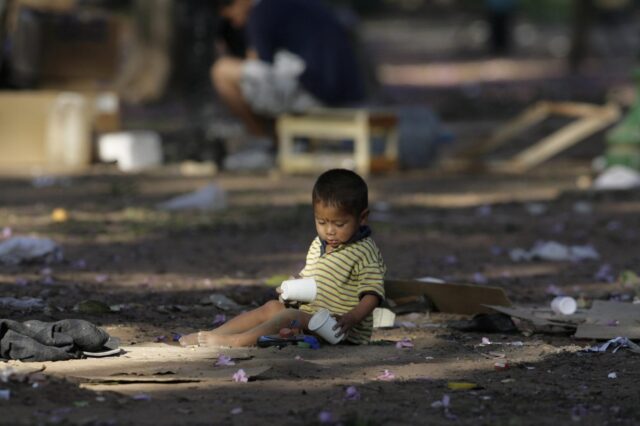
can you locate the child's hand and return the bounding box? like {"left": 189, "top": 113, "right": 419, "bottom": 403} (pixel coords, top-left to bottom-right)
{"left": 333, "top": 312, "right": 359, "bottom": 337}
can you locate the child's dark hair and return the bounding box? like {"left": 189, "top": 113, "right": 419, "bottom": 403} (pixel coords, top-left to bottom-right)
{"left": 312, "top": 169, "right": 368, "bottom": 216}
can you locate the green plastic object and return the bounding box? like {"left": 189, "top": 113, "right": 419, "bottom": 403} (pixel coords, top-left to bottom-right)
{"left": 606, "top": 68, "right": 640, "bottom": 169}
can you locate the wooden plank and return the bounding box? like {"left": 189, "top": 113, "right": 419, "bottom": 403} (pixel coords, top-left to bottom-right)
{"left": 546, "top": 102, "right": 608, "bottom": 117}
{"left": 497, "top": 104, "right": 620, "bottom": 173}
{"left": 385, "top": 279, "right": 511, "bottom": 315}
{"left": 459, "top": 101, "right": 550, "bottom": 158}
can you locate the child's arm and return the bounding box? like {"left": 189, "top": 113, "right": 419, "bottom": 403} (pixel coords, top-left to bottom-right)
{"left": 333, "top": 294, "right": 380, "bottom": 336}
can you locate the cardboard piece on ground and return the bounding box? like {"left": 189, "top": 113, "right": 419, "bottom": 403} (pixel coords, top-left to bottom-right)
{"left": 574, "top": 300, "right": 640, "bottom": 339}
{"left": 385, "top": 279, "right": 511, "bottom": 315}
{"left": 584, "top": 300, "right": 640, "bottom": 325}
{"left": 484, "top": 304, "right": 579, "bottom": 328}
{"left": 574, "top": 324, "right": 640, "bottom": 340}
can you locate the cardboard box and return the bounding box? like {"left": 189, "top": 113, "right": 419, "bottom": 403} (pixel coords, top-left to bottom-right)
{"left": 0, "top": 90, "right": 92, "bottom": 173}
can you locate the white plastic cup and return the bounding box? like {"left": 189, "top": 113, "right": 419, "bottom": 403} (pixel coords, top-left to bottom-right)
{"left": 308, "top": 308, "right": 344, "bottom": 344}
{"left": 551, "top": 296, "right": 577, "bottom": 315}
{"left": 280, "top": 277, "right": 317, "bottom": 303}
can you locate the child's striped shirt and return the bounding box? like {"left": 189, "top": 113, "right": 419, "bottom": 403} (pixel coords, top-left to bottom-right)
{"left": 299, "top": 235, "right": 386, "bottom": 344}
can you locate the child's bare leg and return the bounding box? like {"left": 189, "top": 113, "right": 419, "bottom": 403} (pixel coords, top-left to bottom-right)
{"left": 179, "top": 300, "right": 285, "bottom": 346}
{"left": 198, "top": 309, "right": 311, "bottom": 348}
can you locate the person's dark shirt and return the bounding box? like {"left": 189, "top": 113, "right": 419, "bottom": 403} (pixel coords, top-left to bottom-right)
{"left": 246, "top": 0, "right": 365, "bottom": 105}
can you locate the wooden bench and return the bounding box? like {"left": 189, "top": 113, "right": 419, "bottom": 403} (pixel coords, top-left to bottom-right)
{"left": 276, "top": 108, "right": 399, "bottom": 176}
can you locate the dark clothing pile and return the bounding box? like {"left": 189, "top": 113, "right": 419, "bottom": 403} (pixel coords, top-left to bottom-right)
{"left": 0, "top": 319, "right": 111, "bottom": 362}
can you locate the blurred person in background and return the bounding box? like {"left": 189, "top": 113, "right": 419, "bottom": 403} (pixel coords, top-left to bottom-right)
{"left": 212, "top": 0, "right": 366, "bottom": 168}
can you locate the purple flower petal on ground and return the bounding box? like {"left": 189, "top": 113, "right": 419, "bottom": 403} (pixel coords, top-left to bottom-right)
{"left": 571, "top": 404, "right": 588, "bottom": 422}
{"left": 476, "top": 205, "right": 492, "bottom": 217}
{"left": 318, "top": 411, "right": 334, "bottom": 423}
{"left": 395, "top": 338, "right": 414, "bottom": 349}
{"left": 1, "top": 227, "right": 11, "bottom": 239}
{"left": 399, "top": 321, "right": 416, "bottom": 328}
{"left": 344, "top": 385, "right": 360, "bottom": 400}
{"left": 72, "top": 259, "right": 87, "bottom": 269}
{"left": 171, "top": 332, "right": 182, "bottom": 342}
{"left": 481, "top": 337, "right": 491, "bottom": 345}
{"left": 212, "top": 314, "right": 227, "bottom": 327}
{"left": 606, "top": 220, "right": 621, "bottom": 231}
{"left": 230, "top": 407, "right": 243, "bottom": 415}
{"left": 443, "top": 394, "right": 451, "bottom": 407}
{"left": 95, "top": 274, "right": 108, "bottom": 283}
{"left": 132, "top": 393, "right": 151, "bottom": 401}
{"left": 155, "top": 335, "right": 167, "bottom": 342}
{"left": 216, "top": 355, "right": 236, "bottom": 367}
{"left": 490, "top": 246, "right": 503, "bottom": 256}
{"left": 15, "top": 278, "right": 28, "bottom": 286}
{"left": 377, "top": 369, "right": 396, "bottom": 381}
{"left": 472, "top": 272, "right": 488, "bottom": 285}
{"left": 595, "top": 264, "right": 615, "bottom": 283}
{"left": 232, "top": 369, "right": 248, "bottom": 383}
{"left": 545, "top": 284, "right": 562, "bottom": 296}
{"left": 444, "top": 255, "right": 458, "bottom": 265}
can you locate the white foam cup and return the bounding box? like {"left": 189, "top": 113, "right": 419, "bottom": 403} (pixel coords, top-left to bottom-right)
{"left": 308, "top": 308, "right": 344, "bottom": 344}
{"left": 551, "top": 296, "right": 577, "bottom": 315}
{"left": 280, "top": 277, "right": 317, "bottom": 303}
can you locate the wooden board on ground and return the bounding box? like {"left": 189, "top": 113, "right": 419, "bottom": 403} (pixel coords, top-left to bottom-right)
{"left": 385, "top": 279, "right": 511, "bottom": 315}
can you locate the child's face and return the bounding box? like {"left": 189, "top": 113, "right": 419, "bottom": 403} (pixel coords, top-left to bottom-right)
{"left": 314, "top": 201, "right": 367, "bottom": 250}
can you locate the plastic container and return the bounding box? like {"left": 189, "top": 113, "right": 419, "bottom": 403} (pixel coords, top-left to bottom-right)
{"left": 280, "top": 277, "right": 317, "bottom": 303}
{"left": 551, "top": 296, "right": 577, "bottom": 315}
{"left": 98, "top": 131, "right": 162, "bottom": 172}
{"left": 308, "top": 308, "right": 344, "bottom": 344}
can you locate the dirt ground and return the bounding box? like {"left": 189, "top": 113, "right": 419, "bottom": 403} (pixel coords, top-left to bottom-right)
{"left": 2, "top": 162, "right": 640, "bottom": 425}
{"left": 3, "top": 8, "right": 640, "bottom": 425}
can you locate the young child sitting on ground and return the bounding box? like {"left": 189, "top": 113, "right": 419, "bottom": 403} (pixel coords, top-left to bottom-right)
{"left": 180, "top": 169, "right": 386, "bottom": 347}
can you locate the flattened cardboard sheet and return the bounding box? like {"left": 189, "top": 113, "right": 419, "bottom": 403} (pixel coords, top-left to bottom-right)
{"left": 385, "top": 279, "right": 511, "bottom": 315}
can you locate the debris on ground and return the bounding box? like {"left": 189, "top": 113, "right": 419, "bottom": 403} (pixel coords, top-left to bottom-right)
{"left": 583, "top": 337, "right": 640, "bottom": 354}
{"left": 0, "top": 297, "right": 45, "bottom": 311}
{"left": 202, "top": 294, "right": 242, "bottom": 311}
{"left": 157, "top": 184, "right": 227, "bottom": 211}
{"left": 0, "top": 237, "right": 63, "bottom": 265}
{"left": 509, "top": 241, "right": 599, "bottom": 262}
{"left": 593, "top": 165, "right": 640, "bottom": 190}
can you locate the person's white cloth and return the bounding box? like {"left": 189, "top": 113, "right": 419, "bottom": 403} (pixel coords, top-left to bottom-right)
{"left": 240, "top": 50, "right": 321, "bottom": 116}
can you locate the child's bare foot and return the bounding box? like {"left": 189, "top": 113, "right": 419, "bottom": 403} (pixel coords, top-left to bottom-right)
{"left": 179, "top": 333, "right": 200, "bottom": 346}
{"left": 197, "top": 330, "right": 233, "bottom": 347}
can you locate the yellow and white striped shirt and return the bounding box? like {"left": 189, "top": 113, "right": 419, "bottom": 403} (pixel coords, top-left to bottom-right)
{"left": 299, "top": 235, "right": 386, "bottom": 344}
